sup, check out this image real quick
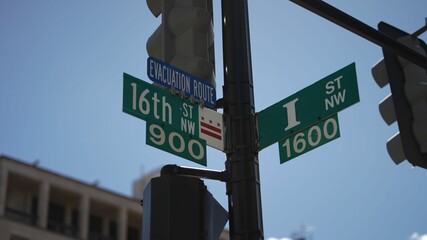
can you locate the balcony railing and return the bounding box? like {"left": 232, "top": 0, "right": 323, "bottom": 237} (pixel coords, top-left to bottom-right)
{"left": 88, "top": 232, "right": 116, "bottom": 240}
{"left": 48, "top": 220, "right": 79, "bottom": 238}
{"left": 4, "top": 207, "right": 37, "bottom": 226}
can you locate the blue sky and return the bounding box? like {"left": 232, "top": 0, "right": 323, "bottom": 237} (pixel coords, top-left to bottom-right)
{"left": 1, "top": 0, "right": 427, "bottom": 239}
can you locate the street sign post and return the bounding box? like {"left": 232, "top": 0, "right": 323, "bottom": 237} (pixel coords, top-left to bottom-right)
{"left": 147, "top": 57, "right": 217, "bottom": 108}
{"left": 278, "top": 114, "right": 340, "bottom": 164}
{"left": 258, "top": 62, "right": 359, "bottom": 150}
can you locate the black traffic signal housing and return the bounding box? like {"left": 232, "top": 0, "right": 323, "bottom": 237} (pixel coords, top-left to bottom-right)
{"left": 146, "top": 0, "right": 215, "bottom": 89}
{"left": 142, "top": 174, "right": 228, "bottom": 240}
{"left": 372, "top": 21, "right": 427, "bottom": 168}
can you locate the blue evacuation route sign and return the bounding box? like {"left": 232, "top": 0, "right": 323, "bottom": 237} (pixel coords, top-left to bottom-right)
{"left": 147, "top": 57, "right": 216, "bottom": 108}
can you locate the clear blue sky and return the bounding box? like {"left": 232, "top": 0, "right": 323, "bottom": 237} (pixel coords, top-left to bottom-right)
{"left": 1, "top": 1, "right": 427, "bottom": 240}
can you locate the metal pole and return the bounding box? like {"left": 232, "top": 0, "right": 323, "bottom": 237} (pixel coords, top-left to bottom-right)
{"left": 160, "top": 164, "right": 228, "bottom": 182}
{"left": 412, "top": 17, "right": 427, "bottom": 37}
{"left": 289, "top": 0, "right": 427, "bottom": 69}
{"left": 221, "top": 0, "right": 264, "bottom": 239}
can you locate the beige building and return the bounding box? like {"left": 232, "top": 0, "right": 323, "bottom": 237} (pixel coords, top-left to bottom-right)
{"left": 0, "top": 155, "right": 229, "bottom": 240}
{"left": 0, "top": 155, "right": 142, "bottom": 240}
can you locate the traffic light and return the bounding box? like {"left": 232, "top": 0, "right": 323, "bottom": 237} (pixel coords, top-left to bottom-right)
{"left": 142, "top": 175, "right": 228, "bottom": 240}
{"left": 372, "top": 21, "right": 427, "bottom": 168}
{"left": 146, "top": 0, "right": 215, "bottom": 88}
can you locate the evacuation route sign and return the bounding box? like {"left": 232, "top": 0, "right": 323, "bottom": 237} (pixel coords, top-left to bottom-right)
{"left": 147, "top": 57, "right": 216, "bottom": 108}
{"left": 257, "top": 62, "right": 359, "bottom": 150}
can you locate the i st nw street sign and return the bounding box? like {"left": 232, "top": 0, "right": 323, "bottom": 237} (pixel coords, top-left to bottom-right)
{"left": 257, "top": 62, "right": 359, "bottom": 150}
{"left": 123, "top": 73, "right": 224, "bottom": 164}
{"left": 279, "top": 114, "right": 340, "bottom": 164}
{"left": 147, "top": 57, "right": 217, "bottom": 108}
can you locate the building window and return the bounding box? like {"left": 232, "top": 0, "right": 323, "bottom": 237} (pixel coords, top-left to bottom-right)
{"left": 71, "top": 209, "right": 79, "bottom": 236}
{"left": 127, "top": 226, "right": 139, "bottom": 240}
{"left": 47, "top": 203, "right": 78, "bottom": 237}
{"left": 89, "top": 214, "right": 103, "bottom": 240}
{"left": 109, "top": 221, "right": 117, "bottom": 240}
{"left": 48, "top": 202, "right": 65, "bottom": 233}
{"left": 31, "top": 197, "right": 38, "bottom": 225}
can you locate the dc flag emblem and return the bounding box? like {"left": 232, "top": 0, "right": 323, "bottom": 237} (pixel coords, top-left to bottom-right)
{"left": 199, "top": 107, "right": 224, "bottom": 151}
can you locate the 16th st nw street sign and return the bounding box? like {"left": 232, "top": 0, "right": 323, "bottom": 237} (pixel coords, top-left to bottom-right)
{"left": 123, "top": 73, "right": 224, "bottom": 165}
{"left": 123, "top": 73, "right": 224, "bottom": 150}
{"left": 123, "top": 73, "right": 200, "bottom": 137}
{"left": 258, "top": 63, "right": 359, "bottom": 150}
{"left": 123, "top": 73, "right": 205, "bottom": 165}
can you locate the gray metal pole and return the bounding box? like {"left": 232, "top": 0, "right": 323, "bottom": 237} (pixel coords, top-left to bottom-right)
{"left": 221, "top": 0, "right": 264, "bottom": 239}
{"left": 289, "top": 0, "right": 427, "bottom": 69}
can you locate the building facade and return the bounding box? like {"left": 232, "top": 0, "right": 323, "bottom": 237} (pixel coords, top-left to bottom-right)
{"left": 0, "top": 155, "right": 142, "bottom": 240}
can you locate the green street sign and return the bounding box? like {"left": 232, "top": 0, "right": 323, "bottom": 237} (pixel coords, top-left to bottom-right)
{"left": 279, "top": 114, "right": 340, "bottom": 164}
{"left": 258, "top": 62, "right": 359, "bottom": 150}
{"left": 146, "top": 122, "right": 207, "bottom": 166}
{"left": 123, "top": 73, "right": 199, "bottom": 137}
